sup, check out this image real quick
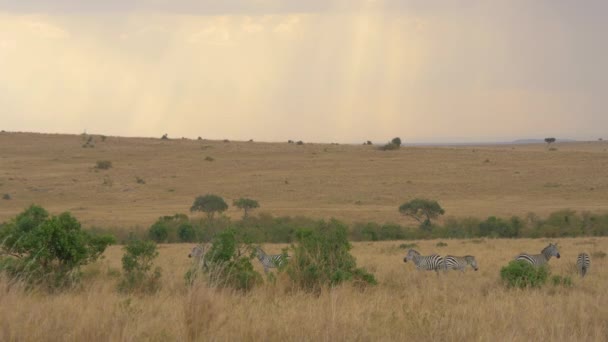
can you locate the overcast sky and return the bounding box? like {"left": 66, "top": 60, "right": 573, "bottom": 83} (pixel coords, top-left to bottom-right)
{"left": 1, "top": 0, "right": 606, "bottom": 143}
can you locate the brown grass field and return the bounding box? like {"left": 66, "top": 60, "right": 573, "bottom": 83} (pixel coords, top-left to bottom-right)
{"left": 1, "top": 132, "right": 608, "bottom": 341}
{"left": 1, "top": 239, "right": 607, "bottom": 341}
{"left": 1, "top": 132, "right": 608, "bottom": 227}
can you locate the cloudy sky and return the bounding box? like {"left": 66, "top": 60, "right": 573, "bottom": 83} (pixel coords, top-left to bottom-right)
{"left": 1, "top": 1, "right": 606, "bottom": 143}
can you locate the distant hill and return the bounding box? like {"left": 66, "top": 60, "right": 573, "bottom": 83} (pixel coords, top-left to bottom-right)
{"left": 512, "top": 138, "right": 577, "bottom": 144}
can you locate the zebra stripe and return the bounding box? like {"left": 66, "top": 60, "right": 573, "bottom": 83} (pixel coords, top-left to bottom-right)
{"left": 576, "top": 253, "right": 591, "bottom": 277}
{"left": 255, "top": 246, "right": 289, "bottom": 273}
{"left": 443, "top": 255, "right": 478, "bottom": 272}
{"left": 188, "top": 243, "right": 210, "bottom": 270}
{"left": 403, "top": 249, "right": 444, "bottom": 272}
{"left": 514, "top": 243, "right": 560, "bottom": 267}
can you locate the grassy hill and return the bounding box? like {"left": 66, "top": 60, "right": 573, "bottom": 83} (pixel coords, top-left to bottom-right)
{"left": 1, "top": 131, "right": 607, "bottom": 228}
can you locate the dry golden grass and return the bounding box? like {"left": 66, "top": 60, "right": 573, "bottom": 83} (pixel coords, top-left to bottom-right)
{"left": 1, "top": 238, "right": 607, "bottom": 341}
{"left": 1, "top": 132, "right": 608, "bottom": 227}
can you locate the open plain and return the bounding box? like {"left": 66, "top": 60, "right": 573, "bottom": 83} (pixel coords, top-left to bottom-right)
{"left": 1, "top": 132, "right": 608, "bottom": 227}
{"left": 1, "top": 132, "right": 608, "bottom": 341}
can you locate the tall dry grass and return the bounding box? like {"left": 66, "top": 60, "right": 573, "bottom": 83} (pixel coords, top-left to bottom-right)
{"left": 1, "top": 238, "right": 607, "bottom": 341}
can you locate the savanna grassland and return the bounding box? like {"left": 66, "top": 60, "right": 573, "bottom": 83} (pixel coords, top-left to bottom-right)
{"left": 1, "top": 239, "right": 607, "bottom": 341}
{"left": 1, "top": 132, "right": 608, "bottom": 341}
{"left": 1, "top": 132, "right": 608, "bottom": 227}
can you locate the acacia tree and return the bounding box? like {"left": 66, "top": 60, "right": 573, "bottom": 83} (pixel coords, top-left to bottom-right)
{"left": 190, "top": 194, "right": 228, "bottom": 219}
{"left": 544, "top": 137, "right": 556, "bottom": 145}
{"left": 398, "top": 199, "right": 445, "bottom": 230}
{"left": 233, "top": 198, "right": 260, "bottom": 219}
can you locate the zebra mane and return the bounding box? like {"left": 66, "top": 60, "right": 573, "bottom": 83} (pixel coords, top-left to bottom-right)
{"left": 541, "top": 243, "right": 556, "bottom": 255}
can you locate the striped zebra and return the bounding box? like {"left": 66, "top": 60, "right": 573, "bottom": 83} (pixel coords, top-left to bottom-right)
{"left": 514, "top": 243, "right": 560, "bottom": 267}
{"left": 255, "top": 246, "right": 289, "bottom": 274}
{"left": 188, "top": 243, "right": 210, "bottom": 270}
{"left": 576, "top": 253, "right": 591, "bottom": 277}
{"left": 443, "top": 255, "right": 479, "bottom": 272}
{"left": 403, "top": 249, "right": 444, "bottom": 272}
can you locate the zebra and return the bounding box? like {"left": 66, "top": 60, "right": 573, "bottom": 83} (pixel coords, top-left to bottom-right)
{"left": 576, "top": 253, "right": 591, "bottom": 277}
{"left": 443, "top": 255, "right": 479, "bottom": 272}
{"left": 514, "top": 243, "right": 560, "bottom": 267}
{"left": 188, "top": 243, "right": 210, "bottom": 270}
{"left": 254, "top": 246, "right": 289, "bottom": 274}
{"left": 403, "top": 249, "right": 444, "bottom": 272}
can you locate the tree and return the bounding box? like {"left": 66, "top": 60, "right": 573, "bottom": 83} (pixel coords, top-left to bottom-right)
{"left": 190, "top": 194, "right": 228, "bottom": 219}
{"left": 233, "top": 198, "right": 260, "bottom": 219}
{"left": 398, "top": 199, "right": 445, "bottom": 229}
{"left": 544, "top": 137, "right": 556, "bottom": 145}
{"left": 391, "top": 137, "right": 402, "bottom": 146}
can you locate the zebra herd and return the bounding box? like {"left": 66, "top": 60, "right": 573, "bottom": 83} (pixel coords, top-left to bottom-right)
{"left": 189, "top": 242, "right": 592, "bottom": 277}
{"left": 403, "top": 243, "right": 591, "bottom": 277}
{"left": 403, "top": 250, "right": 478, "bottom": 273}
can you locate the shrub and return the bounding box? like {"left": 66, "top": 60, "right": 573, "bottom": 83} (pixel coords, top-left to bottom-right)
{"left": 436, "top": 242, "right": 448, "bottom": 247}
{"left": 118, "top": 239, "right": 162, "bottom": 294}
{"left": 500, "top": 260, "right": 549, "bottom": 289}
{"left": 379, "top": 142, "right": 400, "bottom": 151}
{"left": 135, "top": 176, "right": 146, "bottom": 184}
{"left": 2, "top": 193, "right": 10, "bottom": 200}
{"left": 161, "top": 133, "right": 169, "bottom": 140}
{"left": 550, "top": 275, "right": 573, "bottom": 287}
{"left": 204, "top": 156, "right": 214, "bottom": 162}
{"left": 148, "top": 221, "right": 169, "bottom": 243}
{"left": 285, "top": 220, "right": 376, "bottom": 294}
{"left": 178, "top": 223, "right": 196, "bottom": 242}
{"left": 0, "top": 205, "right": 115, "bottom": 291}
{"left": 399, "top": 243, "right": 418, "bottom": 249}
{"left": 193, "top": 229, "right": 262, "bottom": 292}
{"left": 296, "top": 141, "right": 304, "bottom": 145}
{"left": 95, "top": 160, "right": 112, "bottom": 170}
{"left": 391, "top": 137, "right": 402, "bottom": 146}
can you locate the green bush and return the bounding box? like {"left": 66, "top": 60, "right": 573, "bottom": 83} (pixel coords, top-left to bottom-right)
{"left": 436, "top": 242, "right": 448, "bottom": 247}
{"left": 285, "top": 220, "right": 376, "bottom": 294}
{"left": 399, "top": 243, "right": 418, "bottom": 249}
{"left": 148, "top": 221, "right": 169, "bottom": 243}
{"left": 178, "top": 223, "right": 196, "bottom": 242}
{"left": 0, "top": 205, "right": 115, "bottom": 291}
{"left": 193, "top": 229, "right": 262, "bottom": 292}
{"left": 500, "top": 260, "right": 549, "bottom": 289}
{"left": 118, "top": 239, "right": 162, "bottom": 294}
{"left": 550, "top": 275, "right": 573, "bottom": 287}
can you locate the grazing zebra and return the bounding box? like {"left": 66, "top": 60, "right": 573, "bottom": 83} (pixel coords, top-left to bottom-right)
{"left": 255, "top": 246, "right": 289, "bottom": 274}
{"left": 443, "top": 255, "right": 479, "bottom": 272}
{"left": 188, "top": 243, "right": 210, "bottom": 270}
{"left": 403, "top": 249, "right": 444, "bottom": 272}
{"left": 514, "top": 243, "right": 560, "bottom": 267}
{"left": 576, "top": 253, "right": 591, "bottom": 277}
